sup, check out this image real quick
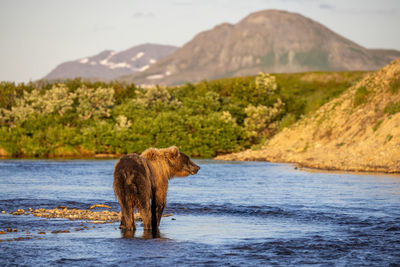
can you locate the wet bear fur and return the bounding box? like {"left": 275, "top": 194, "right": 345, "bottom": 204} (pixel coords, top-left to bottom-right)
{"left": 113, "top": 146, "right": 200, "bottom": 232}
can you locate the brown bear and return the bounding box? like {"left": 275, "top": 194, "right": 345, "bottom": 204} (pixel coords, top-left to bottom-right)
{"left": 113, "top": 146, "right": 200, "bottom": 233}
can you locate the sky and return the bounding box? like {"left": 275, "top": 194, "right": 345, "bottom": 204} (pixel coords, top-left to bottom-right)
{"left": 1, "top": 0, "right": 399, "bottom": 83}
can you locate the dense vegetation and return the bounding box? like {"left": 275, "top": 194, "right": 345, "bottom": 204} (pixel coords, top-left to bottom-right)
{"left": 0, "top": 71, "right": 366, "bottom": 158}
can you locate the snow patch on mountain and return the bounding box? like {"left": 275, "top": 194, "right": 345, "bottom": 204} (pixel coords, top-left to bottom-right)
{"left": 79, "top": 58, "right": 89, "bottom": 64}
{"left": 131, "top": 52, "right": 144, "bottom": 61}
{"left": 147, "top": 74, "right": 164, "bottom": 80}
{"left": 139, "top": 65, "right": 150, "bottom": 72}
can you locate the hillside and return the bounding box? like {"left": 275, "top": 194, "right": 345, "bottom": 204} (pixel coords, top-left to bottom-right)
{"left": 126, "top": 10, "right": 400, "bottom": 86}
{"left": 216, "top": 58, "right": 400, "bottom": 173}
{"left": 43, "top": 43, "right": 178, "bottom": 81}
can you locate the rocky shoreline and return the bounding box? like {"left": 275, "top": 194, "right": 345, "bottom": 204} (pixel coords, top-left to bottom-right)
{"left": 0, "top": 205, "right": 173, "bottom": 242}
{"left": 215, "top": 150, "right": 400, "bottom": 174}
{"left": 6, "top": 205, "right": 122, "bottom": 223}
{"left": 3, "top": 205, "right": 173, "bottom": 223}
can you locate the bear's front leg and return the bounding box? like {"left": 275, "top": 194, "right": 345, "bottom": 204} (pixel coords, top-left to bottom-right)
{"left": 155, "top": 198, "right": 166, "bottom": 228}
{"left": 151, "top": 190, "right": 167, "bottom": 230}
{"left": 157, "top": 204, "right": 165, "bottom": 228}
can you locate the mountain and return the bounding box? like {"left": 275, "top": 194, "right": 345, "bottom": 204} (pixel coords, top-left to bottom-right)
{"left": 42, "top": 43, "right": 178, "bottom": 81}
{"left": 216, "top": 58, "right": 400, "bottom": 173}
{"left": 125, "top": 10, "right": 400, "bottom": 86}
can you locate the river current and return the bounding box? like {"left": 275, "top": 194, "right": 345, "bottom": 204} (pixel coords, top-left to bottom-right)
{"left": 0, "top": 159, "right": 399, "bottom": 266}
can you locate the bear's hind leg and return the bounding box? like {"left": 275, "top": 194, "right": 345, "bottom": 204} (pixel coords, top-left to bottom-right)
{"left": 121, "top": 197, "right": 136, "bottom": 231}
{"left": 138, "top": 198, "right": 152, "bottom": 230}
{"left": 120, "top": 213, "right": 126, "bottom": 229}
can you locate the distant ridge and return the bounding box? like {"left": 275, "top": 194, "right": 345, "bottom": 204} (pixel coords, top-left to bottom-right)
{"left": 42, "top": 43, "right": 178, "bottom": 81}
{"left": 125, "top": 10, "right": 400, "bottom": 85}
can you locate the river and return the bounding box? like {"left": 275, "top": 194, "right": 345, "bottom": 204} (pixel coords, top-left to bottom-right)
{"left": 0, "top": 159, "right": 399, "bottom": 266}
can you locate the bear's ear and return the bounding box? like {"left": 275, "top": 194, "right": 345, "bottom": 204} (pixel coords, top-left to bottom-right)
{"left": 167, "top": 146, "right": 179, "bottom": 157}
{"left": 141, "top": 148, "right": 159, "bottom": 161}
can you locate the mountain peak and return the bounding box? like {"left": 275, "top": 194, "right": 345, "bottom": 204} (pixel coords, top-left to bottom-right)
{"left": 127, "top": 9, "right": 400, "bottom": 86}
{"left": 241, "top": 9, "right": 297, "bottom": 21}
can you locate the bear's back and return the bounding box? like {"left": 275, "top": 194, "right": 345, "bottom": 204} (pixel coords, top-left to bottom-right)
{"left": 114, "top": 153, "right": 147, "bottom": 177}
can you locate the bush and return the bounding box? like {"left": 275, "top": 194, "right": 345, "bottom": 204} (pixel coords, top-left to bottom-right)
{"left": 384, "top": 101, "right": 400, "bottom": 115}
{"left": 353, "top": 86, "right": 370, "bottom": 107}
{"left": 278, "top": 113, "right": 297, "bottom": 131}
{"left": 390, "top": 75, "right": 400, "bottom": 94}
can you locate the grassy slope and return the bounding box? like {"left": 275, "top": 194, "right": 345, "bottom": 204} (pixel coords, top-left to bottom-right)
{"left": 216, "top": 59, "right": 400, "bottom": 173}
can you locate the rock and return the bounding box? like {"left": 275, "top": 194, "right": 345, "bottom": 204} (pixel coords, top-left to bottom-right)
{"left": 13, "top": 237, "right": 32, "bottom": 241}
{"left": 51, "top": 230, "right": 70, "bottom": 234}
{"left": 88, "top": 221, "right": 105, "bottom": 224}
{"left": 89, "top": 204, "right": 112, "bottom": 209}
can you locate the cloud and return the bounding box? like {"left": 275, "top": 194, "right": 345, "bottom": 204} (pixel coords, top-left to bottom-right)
{"left": 319, "top": 3, "right": 335, "bottom": 10}
{"left": 317, "top": 3, "right": 398, "bottom": 15}
{"left": 132, "top": 12, "right": 155, "bottom": 18}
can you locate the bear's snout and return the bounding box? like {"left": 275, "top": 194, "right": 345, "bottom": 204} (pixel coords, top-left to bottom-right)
{"left": 190, "top": 164, "right": 200, "bottom": 175}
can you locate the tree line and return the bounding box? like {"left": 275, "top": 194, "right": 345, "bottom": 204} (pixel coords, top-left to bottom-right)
{"left": 0, "top": 71, "right": 366, "bottom": 158}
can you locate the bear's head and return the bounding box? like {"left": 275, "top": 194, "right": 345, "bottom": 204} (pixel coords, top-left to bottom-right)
{"left": 165, "top": 146, "right": 200, "bottom": 178}
{"left": 141, "top": 146, "right": 200, "bottom": 178}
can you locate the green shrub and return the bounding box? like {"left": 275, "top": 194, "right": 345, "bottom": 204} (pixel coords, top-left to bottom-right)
{"left": 353, "top": 86, "right": 370, "bottom": 107}
{"left": 336, "top": 142, "right": 345, "bottom": 148}
{"left": 372, "top": 119, "right": 383, "bottom": 132}
{"left": 390, "top": 75, "right": 400, "bottom": 94}
{"left": 278, "top": 113, "right": 297, "bottom": 131}
{"left": 384, "top": 101, "right": 400, "bottom": 115}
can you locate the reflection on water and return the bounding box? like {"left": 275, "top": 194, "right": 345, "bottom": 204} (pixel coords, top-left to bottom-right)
{"left": 0, "top": 159, "right": 399, "bottom": 266}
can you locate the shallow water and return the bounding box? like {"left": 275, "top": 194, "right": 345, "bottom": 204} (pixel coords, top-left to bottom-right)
{"left": 0, "top": 159, "right": 399, "bottom": 266}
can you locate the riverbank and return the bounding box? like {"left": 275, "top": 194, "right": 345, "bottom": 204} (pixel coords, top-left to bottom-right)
{"left": 215, "top": 149, "right": 400, "bottom": 174}
{"left": 216, "top": 59, "right": 400, "bottom": 174}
